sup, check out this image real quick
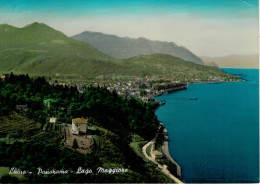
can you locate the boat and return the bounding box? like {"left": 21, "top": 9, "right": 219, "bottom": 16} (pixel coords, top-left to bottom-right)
{"left": 161, "top": 100, "right": 166, "bottom": 105}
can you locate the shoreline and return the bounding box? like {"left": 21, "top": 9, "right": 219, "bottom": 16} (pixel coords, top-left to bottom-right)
{"left": 160, "top": 123, "right": 182, "bottom": 178}
{"left": 151, "top": 79, "right": 243, "bottom": 182}
{"left": 152, "top": 85, "right": 188, "bottom": 98}
{"left": 142, "top": 124, "right": 183, "bottom": 183}
{"left": 151, "top": 78, "right": 242, "bottom": 101}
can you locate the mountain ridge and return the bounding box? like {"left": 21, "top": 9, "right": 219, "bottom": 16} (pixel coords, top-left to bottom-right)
{"left": 0, "top": 22, "right": 112, "bottom": 72}
{"left": 0, "top": 23, "right": 235, "bottom": 82}
{"left": 71, "top": 31, "right": 204, "bottom": 65}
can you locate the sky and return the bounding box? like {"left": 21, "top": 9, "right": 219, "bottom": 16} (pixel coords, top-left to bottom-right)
{"left": 0, "top": 0, "right": 258, "bottom": 57}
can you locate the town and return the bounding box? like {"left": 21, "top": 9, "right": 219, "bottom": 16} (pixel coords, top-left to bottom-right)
{"left": 45, "top": 77, "right": 188, "bottom": 104}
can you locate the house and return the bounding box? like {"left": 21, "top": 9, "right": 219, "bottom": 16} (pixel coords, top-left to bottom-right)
{"left": 58, "top": 82, "right": 66, "bottom": 87}
{"left": 1, "top": 74, "right": 10, "bottom": 80}
{"left": 145, "top": 89, "right": 151, "bottom": 93}
{"left": 141, "top": 97, "right": 149, "bottom": 102}
{"left": 50, "top": 117, "right": 57, "bottom": 123}
{"left": 135, "top": 90, "right": 141, "bottom": 97}
{"left": 71, "top": 118, "right": 87, "bottom": 135}
{"left": 16, "top": 104, "right": 28, "bottom": 112}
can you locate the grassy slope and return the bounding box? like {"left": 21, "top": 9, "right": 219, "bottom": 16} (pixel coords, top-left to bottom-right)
{"left": 121, "top": 54, "right": 234, "bottom": 81}
{"left": 0, "top": 23, "right": 112, "bottom": 73}
{"left": 0, "top": 23, "right": 235, "bottom": 82}
{"left": 0, "top": 167, "right": 25, "bottom": 180}
{"left": 0, "top": 23, "right": 110, "bottom": 59}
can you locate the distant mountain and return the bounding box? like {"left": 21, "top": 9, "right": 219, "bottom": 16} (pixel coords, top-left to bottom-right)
{"left": 120, "top": 54, "right": 232, "bottom": 82}
{"left": 0, "top": 23, "right": 234, "bottom": 82}
{"left": 202, "top": 55, "right": 259, "bottom": 69}
{"left": 71, "top": 31, "right": 204, "bottom": 65}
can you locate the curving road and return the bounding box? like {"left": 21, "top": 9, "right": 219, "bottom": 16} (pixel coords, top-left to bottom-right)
{"left": 142, "top": 126, "right": 183, "bottom": 183}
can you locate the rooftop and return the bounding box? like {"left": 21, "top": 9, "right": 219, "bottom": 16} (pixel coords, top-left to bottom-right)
{"left": 72, "top": 118, "right": 87, "bottom": 124}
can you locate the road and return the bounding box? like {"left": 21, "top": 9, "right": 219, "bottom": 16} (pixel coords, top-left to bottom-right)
{"left": 142, "top": 126, "right": 183, "bottom": 183}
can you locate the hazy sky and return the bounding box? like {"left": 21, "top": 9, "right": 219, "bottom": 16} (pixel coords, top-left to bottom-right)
{"left": 0, "top": 0, "right": 258, "bottom": 57}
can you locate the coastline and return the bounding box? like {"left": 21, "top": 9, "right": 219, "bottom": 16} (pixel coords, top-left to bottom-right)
{"left": 152, "top": 78, "right": 242, "bottom": 101}
{"left": 160, "top": 123, "right": 182, "bottom": 178}
{"left": 148, "top": 85, "right": 188, "bottom": 182}
{"left": 151, "top": 78, "right": 243, "bottom": 182}
{"left": 153, "top": 85, "right": 188, "bottom": 98}
{"left": 142, "top": 123, "right": 183, "bottom": 183}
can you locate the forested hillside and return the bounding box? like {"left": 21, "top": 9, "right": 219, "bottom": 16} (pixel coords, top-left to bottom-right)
{"left": 0, "top": 74, "right": 172, "bottom": 183}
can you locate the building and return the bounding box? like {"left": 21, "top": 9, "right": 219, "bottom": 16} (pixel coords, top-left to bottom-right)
{"left": 1, "top": 74, "right": 10, "bottom": 80}
{"left": 57, "top": 82, "right": 66, "bottom": 87}
{"left": 71, "top": 118, "right": 87, "bottom": 135}
{"left": 16, "top": 104, "right": 28, "bottom": 112}
{"left": 50, "top": 117, "right": 57, "bottom": 123}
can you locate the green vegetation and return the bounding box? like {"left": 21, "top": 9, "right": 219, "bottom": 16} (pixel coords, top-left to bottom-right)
{"left": 130, "top": 134, "right": 147, "bottom": 161}
{"left": 158, "top": 160, "right": 178, "bottom": 178}
{"left": 123, "top": 54, "right": 237, "bottom": 82}
{"left": 0, "top": 167, "right": 10, "bottom": 179}
{"left": 130, "top": 141, "right": 147, "bottom": 161}
{"left": 155, "top": 127, "right": 165, "bottom": 150}
{"left": 0, "top": 141, "right": 99, "bottom": 183}
{"left": 0, "top": 22, "right": 238, "bottom": 183}
{"left": 31, "top": 131, "right": 61, "bottom": 145}
{"left": 131, "top": 134, "right": 145, "bottom": 142}
{"left": 0, "top": 74, "right": 174, "bottom": 183}
{"left": 0, "top": 112, "right": 41, "bottom": 138}
{"left": 0, "top": 23, "right": 238, "bottom": 82}
{"left": 146, "top": 144, "right": 152, "bottom": 157}
{"left": 0, "top": 167, "right": 25, "bottom": 181}
{"left": 42, "top": 122, "right": 62, "bottom": 133}
{"left": 0, "top": 73, "right": 158, "bottom": 139}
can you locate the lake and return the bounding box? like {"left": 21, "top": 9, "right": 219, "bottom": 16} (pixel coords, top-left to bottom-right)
{"left": 154, "top": 68, "right": 259, "bottom": 183}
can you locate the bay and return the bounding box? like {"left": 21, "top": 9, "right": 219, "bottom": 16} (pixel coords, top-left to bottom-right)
{"left": 154, "top": 68, "right": 259, "bottom": 183}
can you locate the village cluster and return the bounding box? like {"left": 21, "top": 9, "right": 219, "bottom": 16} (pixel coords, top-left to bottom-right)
{"left": 47, "top": 78, "right": 187, "bottom": 103}
{"left": 92, "top": 80, "right": 187, "bottom": 102}
{"left": 1, "top": 73, "right": 187, "bottom": 106}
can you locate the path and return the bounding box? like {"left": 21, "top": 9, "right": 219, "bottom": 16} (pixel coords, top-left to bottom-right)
{"left": 161, "top": 137, "right": 182, "bottom": 177}
{"left": 142, "top": 126, "right": 183, "bottom": 183}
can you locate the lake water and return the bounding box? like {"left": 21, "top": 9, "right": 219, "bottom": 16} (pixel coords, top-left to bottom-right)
{"left": 154, "top": 68, "right": 259, "bottom": 183}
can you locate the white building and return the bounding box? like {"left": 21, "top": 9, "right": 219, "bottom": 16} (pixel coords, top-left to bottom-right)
{"left": 71, "top": 118, "right": 87, "bottom": 135}
{"left": 50, "top": 117, "right": 57, "bottom": 123}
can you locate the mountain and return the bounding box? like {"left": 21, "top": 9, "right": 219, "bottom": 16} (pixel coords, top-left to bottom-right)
{"left": 202, "top": 55, "right": 259, "bottom": 69}
{"left": 0, "top": 22, "right": 111, "bottom": 72}
{"left": 119, "top": 54, "right": 232, "bottom": 81}
{"left": 0, "top": 23, "right": 234, "bottom": 82}
{"left": 71, "top": 31, "right": 204, "bottom": 65}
